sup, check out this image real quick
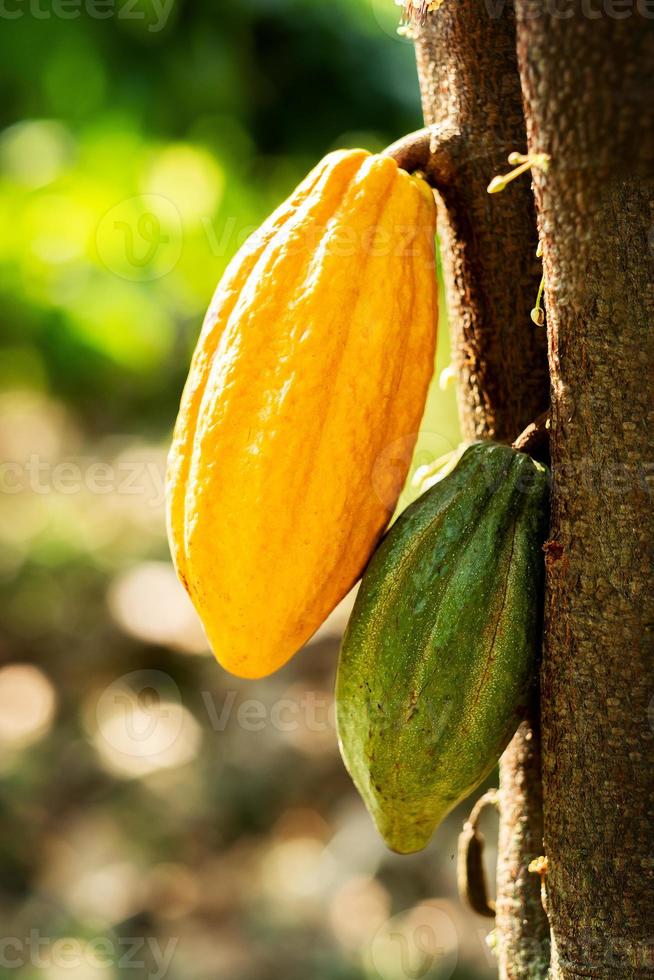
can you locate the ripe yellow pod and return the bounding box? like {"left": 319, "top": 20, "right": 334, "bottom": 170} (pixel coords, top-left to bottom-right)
{"left": 167, "top": 148, "right": 438, "bottom": 678}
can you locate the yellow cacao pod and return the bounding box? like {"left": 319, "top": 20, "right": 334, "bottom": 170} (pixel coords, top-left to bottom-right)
{"left": 166, "top": 148, "right": 438, "bottom": 678}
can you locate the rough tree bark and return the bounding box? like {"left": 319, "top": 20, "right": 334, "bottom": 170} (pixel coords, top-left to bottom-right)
{"left": 409, "top": 2, "right": 551, "bottom": 976}
{"left": 408, "top": 0, "right": 654, "bottom": 975}
{"left": 514, "top": 5, "right": 654, "bottom": 977}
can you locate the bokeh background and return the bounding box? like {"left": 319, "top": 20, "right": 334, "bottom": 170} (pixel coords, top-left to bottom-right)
{"left": 0, "top": 1, "right": 500, "bottom": 978}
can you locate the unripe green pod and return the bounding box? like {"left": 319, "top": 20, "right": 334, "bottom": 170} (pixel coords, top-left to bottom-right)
{"left": 336, "top": 442, "right": 549, "bottom": 854}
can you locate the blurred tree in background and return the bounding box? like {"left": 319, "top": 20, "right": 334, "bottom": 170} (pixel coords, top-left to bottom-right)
{"left": 0, "top": 3, "right": 491, "bottom": 979}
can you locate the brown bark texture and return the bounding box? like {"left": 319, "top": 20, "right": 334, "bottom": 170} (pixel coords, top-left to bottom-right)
{"left": 496, "top": 707, "right": 550, "bottom": 979}
{"left": 413, "top": 1, "right": 548, "bottom": 441}
{"left": 412, "top": 2, "right": 551, "bottom": 977}
{"left": 514, "top": 4, "right": 654, "bottom": 977}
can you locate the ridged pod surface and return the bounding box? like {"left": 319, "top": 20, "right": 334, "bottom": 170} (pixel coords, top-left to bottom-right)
{"left": 166, "top": 149, "right": 438, "bottom": 678}
{"left": 336, "top": 442, "right": 549, "bottom": 853}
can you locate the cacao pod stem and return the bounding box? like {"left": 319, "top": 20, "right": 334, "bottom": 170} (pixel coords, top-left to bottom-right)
{"left": 512, "top": 409, "right": 551, "bottom": 463}
{"left": 457, "top": 789, "right": 500, "bottom": 919}
{"left": 382, "top": 124, "right": 462, "bottom": 190}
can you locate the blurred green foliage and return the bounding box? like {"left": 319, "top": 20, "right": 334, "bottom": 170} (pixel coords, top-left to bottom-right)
{"left": 0, "top": 0, "right": 443, "bottom": 432}
{"left": 0, "top": 3, "right": 487, "bottom": 980}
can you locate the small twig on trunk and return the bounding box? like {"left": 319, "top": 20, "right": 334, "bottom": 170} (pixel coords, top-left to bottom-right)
{"left": 457, "top": 789, "right": 499, "bottom": 918}
{"left": 383, "top": 124, "right": 462, "bottom": 191}
{"left": 512, "top": 409, "right": 550, "bottom": 460}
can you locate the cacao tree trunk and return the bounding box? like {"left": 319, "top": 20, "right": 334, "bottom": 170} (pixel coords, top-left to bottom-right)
{"left": 514, "top": 7, "right": 654, "bottom": 978}
{"left": 412, "top": 1, "right": 654, "bottom": 977}
{"left": 412, "top": 3, "right": 551, "bottom": 976}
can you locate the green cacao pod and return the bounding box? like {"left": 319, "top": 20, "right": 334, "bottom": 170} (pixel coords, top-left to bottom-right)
{"left": 336, "top": 441, "right": 549, "bottom": 854}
